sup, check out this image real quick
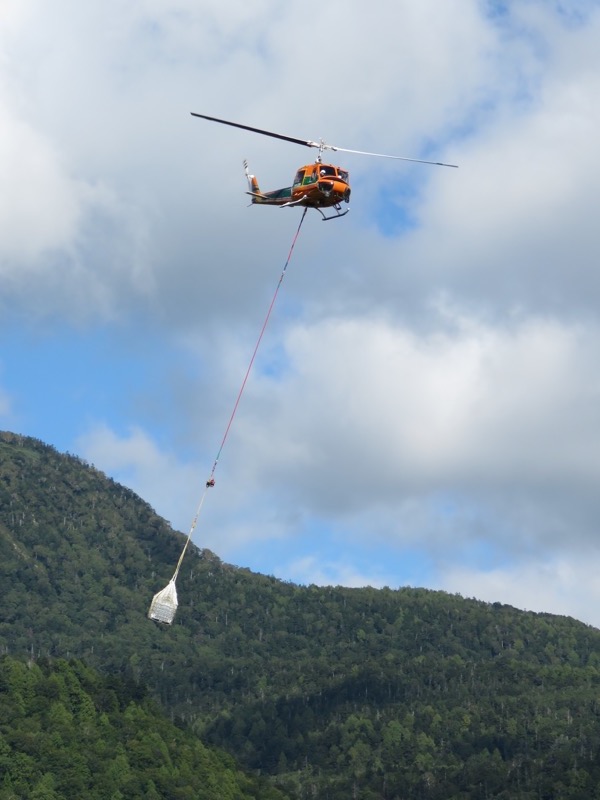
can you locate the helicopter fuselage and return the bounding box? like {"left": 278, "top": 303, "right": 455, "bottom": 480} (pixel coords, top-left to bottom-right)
{"left": 246, "top": 162, "right": 351, "bottom": 218}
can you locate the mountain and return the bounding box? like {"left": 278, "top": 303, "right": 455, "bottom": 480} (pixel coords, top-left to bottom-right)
{"left": 2, "top": 430, "right": 600, "bottom": 799}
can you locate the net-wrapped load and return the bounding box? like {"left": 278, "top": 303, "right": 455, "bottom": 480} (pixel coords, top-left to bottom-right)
{"left": 148, "top": 579, "right": 178, "bottom": 624}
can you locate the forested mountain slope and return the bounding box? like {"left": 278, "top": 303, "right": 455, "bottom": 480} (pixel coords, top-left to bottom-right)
{"left": 2, "top": 430, "right": 600, "bottom": 799}
{"left": 0, "top": 655, "right": 287, "bottom": 800}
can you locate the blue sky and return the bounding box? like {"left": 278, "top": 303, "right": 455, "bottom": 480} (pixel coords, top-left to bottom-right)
{"left": 3, "top": 0, "right": 600, "bottom": 626}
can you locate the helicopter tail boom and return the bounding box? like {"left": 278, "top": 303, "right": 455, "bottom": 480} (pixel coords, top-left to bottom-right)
{"left": 243, "top": 160, "right": 294, "bottom": 206}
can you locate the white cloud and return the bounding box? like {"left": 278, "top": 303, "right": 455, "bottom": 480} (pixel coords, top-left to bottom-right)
{"left": 0, "top": 100, "right": 85, "bottom": 263}
{"left": 4, "top": 0, "right": 599, "bottom": 327}
{"left": 221, "top": 312, "right": 600, "bottom": 559}
{"left": 240, "top": 314, "right": 600, "bottom": 487}
{"left": 284, "top": 555, "right": 393, "bottom": 590}
{"left": 399, "top": 7, "right": 600, "bottom": 317}
{"left": 4, "top": 0, "right": 600, "bottom": 625}
{"left": 0, "top": 0, "right": 512, "bottom": 323}
{"left": 440, "top": 555, "right": 600, "bottom": 629}
{"left": 76, "top": 424, "right": 202, "bottom": 532}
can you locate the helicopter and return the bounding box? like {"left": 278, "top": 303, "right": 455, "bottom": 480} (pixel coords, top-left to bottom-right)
{"left": 191, "top": 112, "right": 458, "bottom": 221}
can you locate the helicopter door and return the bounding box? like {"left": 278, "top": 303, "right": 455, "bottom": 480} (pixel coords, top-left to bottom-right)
{"left": 293, "top": 169, "right": 306, "bottom": 187}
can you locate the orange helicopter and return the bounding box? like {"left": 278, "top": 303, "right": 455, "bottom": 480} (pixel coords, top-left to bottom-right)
{"left": 191, "top": 112, "right": 458, "bottom": 221}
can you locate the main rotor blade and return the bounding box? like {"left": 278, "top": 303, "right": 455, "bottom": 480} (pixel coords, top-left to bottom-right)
{"left": 328, "top": 145, "right": 458, "bottom": 168}
{"left": 191, "top": 113, "right": 458, "bottom": 167}
{"left": 191, "top": 113, "right": 318, "bottom": 149}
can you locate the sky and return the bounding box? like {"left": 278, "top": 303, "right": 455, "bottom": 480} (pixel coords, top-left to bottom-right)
{"left": 3, "top": 0, "right": 600, "bottom": 626}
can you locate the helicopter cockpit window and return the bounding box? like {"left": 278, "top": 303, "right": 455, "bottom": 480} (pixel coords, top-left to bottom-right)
{"left": 338, "top": 170, "right": 349, "bottom": 183}
{"left": 294, "top": 169, "right": 305, "bottom": 186}
{"left": 318, "top": 165, "right": 337, "bottom": 177}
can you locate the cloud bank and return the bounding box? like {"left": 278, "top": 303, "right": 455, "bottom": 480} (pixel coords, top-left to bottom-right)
{"left": 3, "top": 0, "right": 600, "bottom": 625}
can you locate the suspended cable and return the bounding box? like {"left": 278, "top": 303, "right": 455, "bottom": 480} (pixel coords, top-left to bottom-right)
{"left": 148, "top": 208, "right": 309, "bottom": 624}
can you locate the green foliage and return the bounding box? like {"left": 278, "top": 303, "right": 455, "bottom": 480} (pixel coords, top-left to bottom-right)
{"left": 0, "top": 655, "right": 286, "bottom": 800}
{"left": 3, "top": 430, "right": 600, "bottom": 798}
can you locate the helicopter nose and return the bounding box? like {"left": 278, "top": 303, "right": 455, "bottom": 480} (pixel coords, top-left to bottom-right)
{"left": 318, "top": 180, "right": 334, "bottom": 196}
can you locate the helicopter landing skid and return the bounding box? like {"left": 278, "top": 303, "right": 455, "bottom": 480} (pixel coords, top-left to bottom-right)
{"left": 317, "top": 206, "right": 349, "bottom": 222}
{"left": 279, "top": 195, "right": 349, "bottom": 221}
